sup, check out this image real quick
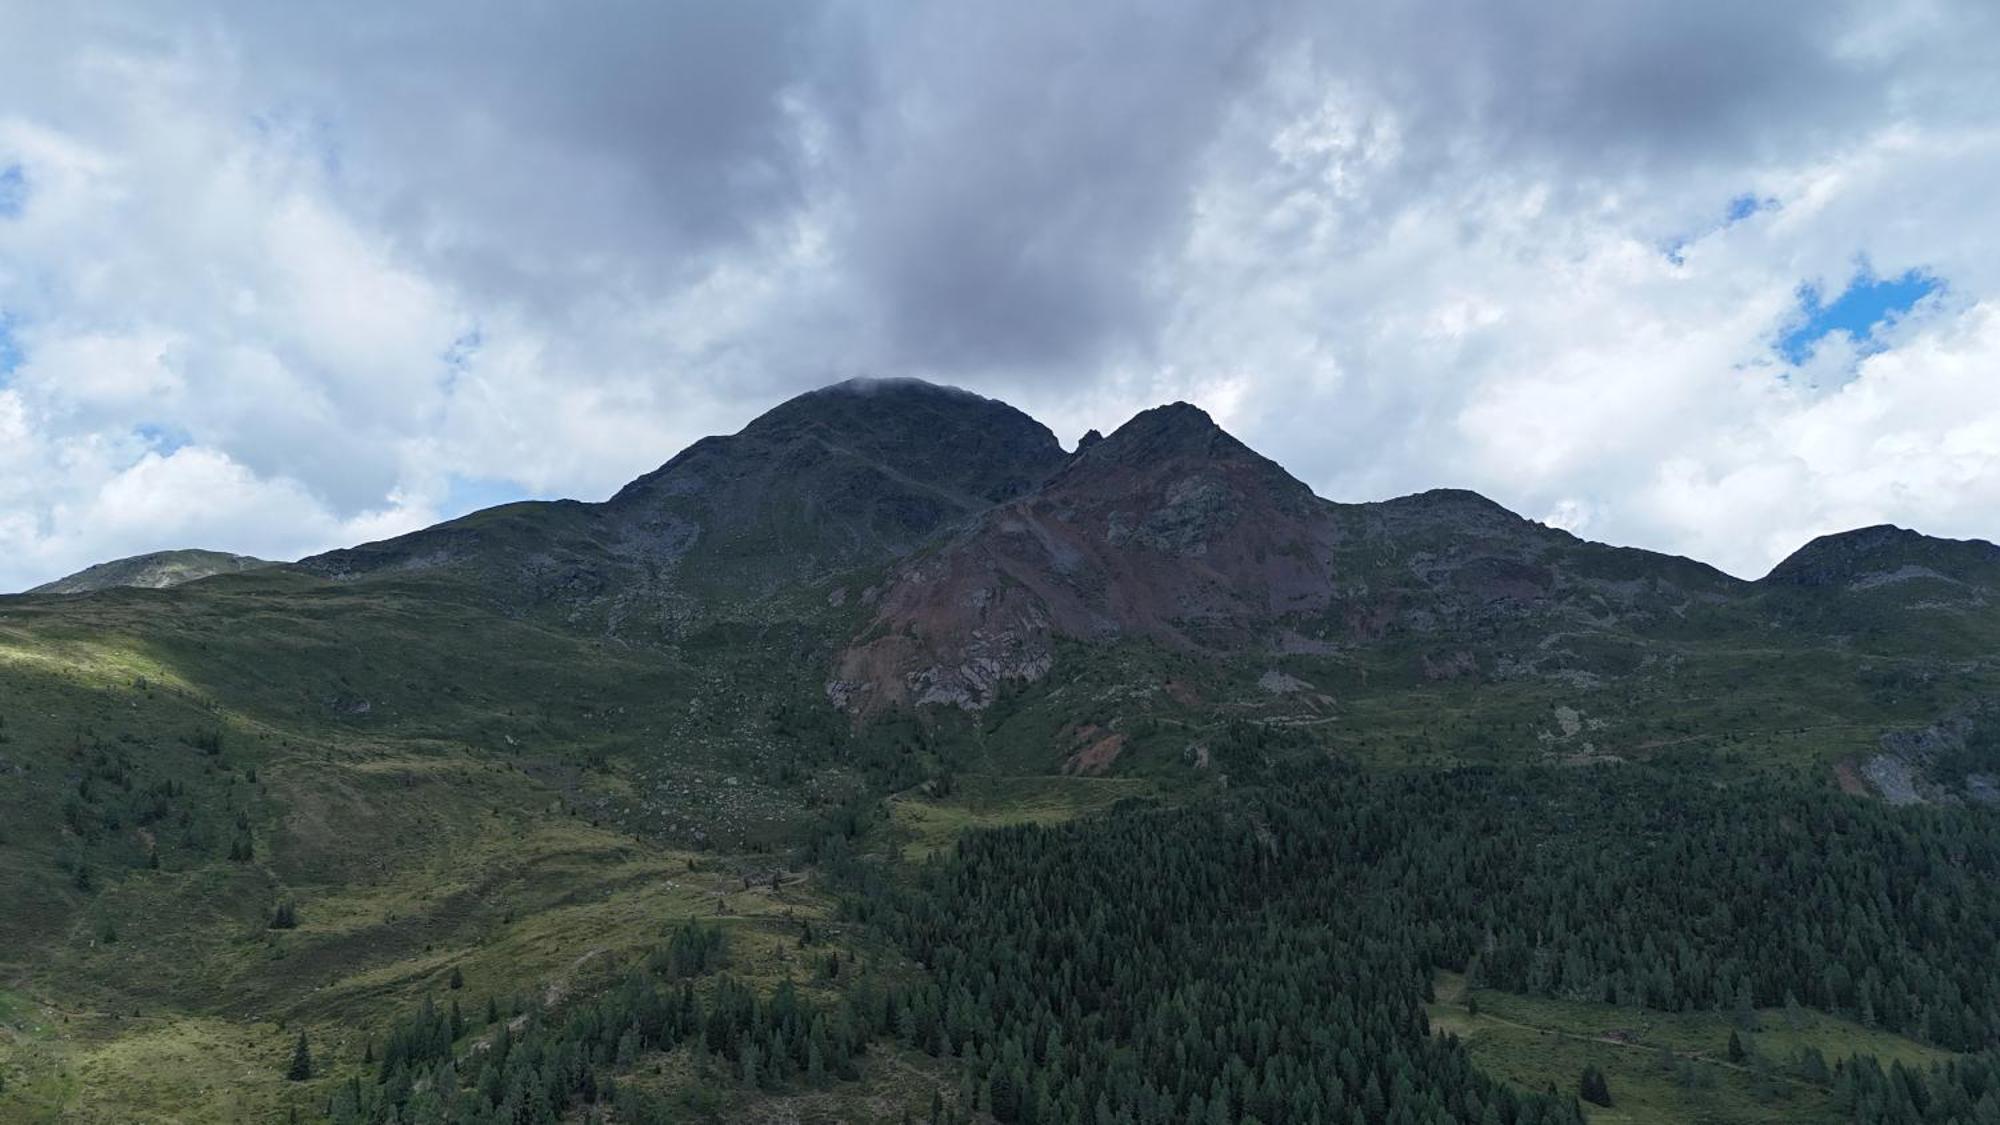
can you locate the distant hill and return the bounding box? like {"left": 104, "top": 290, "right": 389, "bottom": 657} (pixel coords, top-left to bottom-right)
{"left": 26, "top": 548, "right": 274, "bottom": 595}
{"left": 1765, "top": 523, "right": 2000, "bottom": 593}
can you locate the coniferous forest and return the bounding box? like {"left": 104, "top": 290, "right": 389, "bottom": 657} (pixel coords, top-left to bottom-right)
{"left": 330, "top": 764, "right": 2000, "bottom": 1124}
{"left": 857, "top": 767, "right": 2000, "bottom": 1125}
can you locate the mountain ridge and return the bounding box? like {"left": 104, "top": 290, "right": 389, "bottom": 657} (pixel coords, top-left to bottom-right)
{"left": 6, "top": 376, "right": 2000, "bottom": 1124}
{"left": 23, "top": 378, "right": 1994, "bottom": 717}
{"left": 27, "top": 548, "right": 274, "bottom": 595}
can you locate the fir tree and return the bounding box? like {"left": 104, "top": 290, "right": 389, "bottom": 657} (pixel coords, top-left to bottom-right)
{"left": 286, "top": 1029, "right": 313, "bottom": 1081}
{"left": 1579, "top": 1064, "right": 1612, "bottom": 1107}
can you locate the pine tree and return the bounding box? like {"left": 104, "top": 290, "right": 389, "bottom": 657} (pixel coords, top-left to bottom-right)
{"left": 1579, "top": 1064, "right": 1612, "bottom": 1107}
{"left": 286, "top": 1029, "right": 313, "bottom": 1081}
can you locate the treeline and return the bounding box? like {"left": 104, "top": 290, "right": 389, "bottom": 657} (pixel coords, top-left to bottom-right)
{"left": 1841, "top": 1050, "right": 2000, "bottom": 1124}
{"left": 1369, "top": 769, "right": 2000, "bottom": 1051}
{"left": 324, "top": 764, "right": 2000, "bottom": 1124}
{"left": 311, "top": 921, "right": 926, "bottom": 1124}
{"left": 851, "top": 764, "right": 2000, "bottom": 1125}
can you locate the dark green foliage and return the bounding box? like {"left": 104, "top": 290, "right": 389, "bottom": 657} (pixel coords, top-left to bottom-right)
{"left": 269, "top": 901, "right": 297, "bottom": 929}
{"left": 1386, "top": 770, "right": 2000, "bottom": 1052}
{"left": 655, "top": 919, "right": 725, "bottom": 978}
{"left": 287, "top": 1030, "right": 312, "bottom": 1081}
{"left": 449, "top": 965, "right": 464, "bottom": 990}
{"left": 332, "top": 921, "right": 907, "bottom": 1123}
{"left": 1578, "top": 1064, "right": 1611, "bottom": 1107}
{"left": 859, "top": 772, "right": 1589, "bottom": 1125}
{"left": 1838, "top": 1050, "right": 2000, "bottom": 1124}
{"left": 852, "top": 763, "right": 2000, "bottom": 1125}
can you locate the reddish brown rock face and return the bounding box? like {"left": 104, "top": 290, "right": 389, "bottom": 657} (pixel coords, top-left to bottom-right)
{"left": 832, "top": 402, "right": 1343, "bottom": 711}
{"left": 828, "top": 397, "right": 1756, "bottom": 715}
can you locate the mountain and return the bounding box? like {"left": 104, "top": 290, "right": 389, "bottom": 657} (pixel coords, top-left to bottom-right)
{"left": 298, "top": 377, "right": 1064, "bottom": 634}
{"left": 832, "top": 400, "right": 1744, "bottom": 711}
{"left": 1766, "top": 523, "right": 2000, "bottom": 596}
{"left": 27, "top": 548, "right": 273, "bottom": 595}
{"left": 7, "top": 376, "right": 2000, "bottom": 1124}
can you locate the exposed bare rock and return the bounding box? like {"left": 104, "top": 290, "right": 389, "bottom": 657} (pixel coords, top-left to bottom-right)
{"left": 830, "top": 402, "right": 1742, "bottom": 713}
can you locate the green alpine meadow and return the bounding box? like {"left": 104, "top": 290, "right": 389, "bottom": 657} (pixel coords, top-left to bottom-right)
{"left": 3, "top": 377, "right": 1999, "bottom": 1123}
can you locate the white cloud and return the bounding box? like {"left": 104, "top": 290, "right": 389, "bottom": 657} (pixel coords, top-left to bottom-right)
{"left": 1, "top": 1, "right": 1998, "bottom": 588}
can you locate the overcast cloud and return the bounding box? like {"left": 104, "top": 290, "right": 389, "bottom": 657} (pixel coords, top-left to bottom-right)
{"left": 2, "top": 0, "right": 1998, "bottom": 589}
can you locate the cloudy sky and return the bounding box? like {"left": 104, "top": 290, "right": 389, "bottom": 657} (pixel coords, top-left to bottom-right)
{"left": 2, "top": 1, "right": 1998, "bottom": 589}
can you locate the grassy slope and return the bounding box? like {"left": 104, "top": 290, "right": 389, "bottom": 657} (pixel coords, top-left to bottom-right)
{"left": 0, "top": 569, "right": 879, "bottom": 1122}
{"left": 1427, "top": 972, "right": 1956, "bottom": 1125}
{"left": 6, "top": 549, "right": 1999, "bottom": 1119}
{"left": 885, "top": 774, "right": 1159, "bottom": 862}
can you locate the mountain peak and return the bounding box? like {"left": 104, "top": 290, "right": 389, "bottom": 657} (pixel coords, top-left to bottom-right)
{"left": 306, "top": 375, "right": 1070, "bottom": 614}
{"left": 1059, "top": 400, "right": 1313, "bottom": 511}
{"left": 1104, "top": 400, "right": 1224, "bottom": 444}
{"left": 28, "top": 549, "right": 272, "bottom": 595}
{"left": 748, "top": 375, "right": 1004, "bottom": 428}
{"left": 1080, "top": 398, "right": 1264, "bottom": 468}
{"left": 1764, "top": 524, "right": 2000, "bottom": 589}
{"left": 613, "top": 376, "right": 1063, "bottom": 509}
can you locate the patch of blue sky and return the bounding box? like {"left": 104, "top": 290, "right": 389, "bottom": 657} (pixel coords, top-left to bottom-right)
{"left": 0, "top": 314, "right": 22, "bottom": 378}
{"left": 1724, "top": 193, "right": 1771, "bottom": 223}
{"left": 441, "top": 327, "right": 483, "bottom": 391}
{"left": 135, "top": 423, "right": 192, "bottom": 454}
{"left": 1779, "top": 267, "right": 1941, "bottom": 364}
{"left": 1663, "top": 191, "right": 1778, "bottom": 265}
{"left": 0, "top": 163, "right": 24, "bottom": 218}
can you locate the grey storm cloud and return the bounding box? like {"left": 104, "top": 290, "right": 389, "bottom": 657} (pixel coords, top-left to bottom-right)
{"left": 216, "top": 1, "right": 843, "bottom": 294}
{"left": 192, "top": 0, "right": 1966, "bottom": 374}
{"left": 2, "top": 0, "right": 2000, "bottom": 589}
{"left": 40, "top": 0, "right": 1967, "bottom": 374}
{"left": 828, "top": 0, "right": 1282, "bottom": 372}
